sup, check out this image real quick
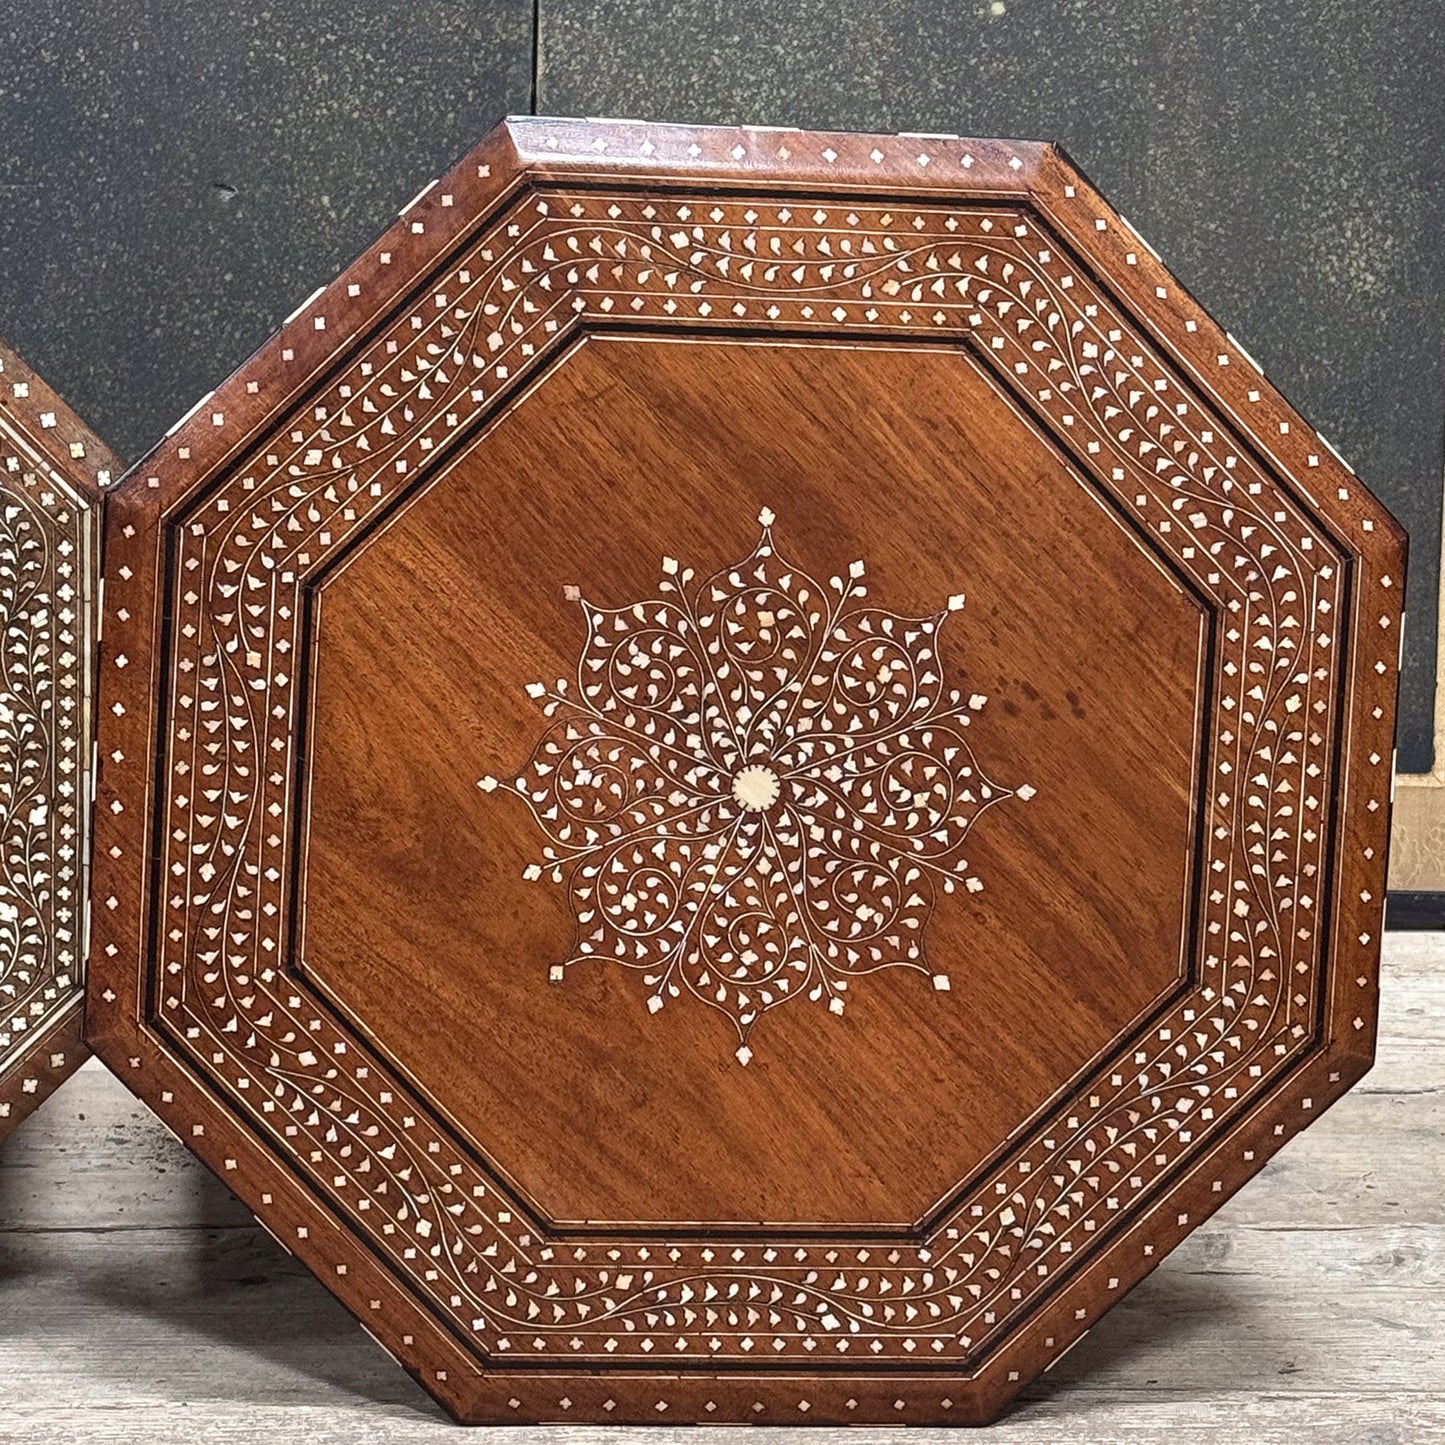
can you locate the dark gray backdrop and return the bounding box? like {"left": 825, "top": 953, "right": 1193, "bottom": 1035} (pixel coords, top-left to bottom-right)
{"left": 1, "top": 0, "right": 1439, "bottom": 767}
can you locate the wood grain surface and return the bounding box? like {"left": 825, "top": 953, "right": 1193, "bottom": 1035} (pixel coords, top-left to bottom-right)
{"left": 84, "top": 117, "right": 1406, "bottom": 1423}
{"left": 303, "top": 333, "right": 1201, "bottom": 1231}
{"left": 2, "top": 932, "right": 1438, "bottom": 1442}
{"left": 0, "top": 336, "right": 117, "bottom": 1139}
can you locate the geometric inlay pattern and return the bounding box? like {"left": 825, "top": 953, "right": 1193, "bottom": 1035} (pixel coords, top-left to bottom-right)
{"left": 482, "top": 507, "right": 1029, "bottom": 1062}
{"left": 86, "top": 119, "right": 1406, "bottom": 1425}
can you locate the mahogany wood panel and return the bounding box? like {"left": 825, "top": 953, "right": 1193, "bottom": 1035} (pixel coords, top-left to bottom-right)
{"left": 86, "top": 118, "right": 1406, "bottom": 1425}
{"left": 302, "top": 334, "right": 1201, "bottom": 1231}
{"left": 0, "top": 336, "right": 117, "bottom": 1136}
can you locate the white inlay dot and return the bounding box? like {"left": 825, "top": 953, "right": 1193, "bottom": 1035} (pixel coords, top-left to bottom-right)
{"left": 732, "top": 764, "right": 781, "bottom": 812}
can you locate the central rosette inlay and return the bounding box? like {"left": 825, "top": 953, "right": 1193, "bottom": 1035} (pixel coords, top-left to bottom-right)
{"left": 731, "top": 763, "right": 782, "bottom": 813}
{"left": 480, "top": 507, "right": 1032, "bottom": 1064}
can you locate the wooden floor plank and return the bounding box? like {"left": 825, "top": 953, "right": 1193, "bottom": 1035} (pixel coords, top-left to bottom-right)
{"left": 0, "top": 935, "right": 1439, "bottom": 1439}
{"left": 1, "top": 1395, "right": 1442, "bottom": 1443}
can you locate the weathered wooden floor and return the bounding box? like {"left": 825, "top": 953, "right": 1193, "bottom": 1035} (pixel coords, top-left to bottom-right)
{"left": 0, "top": 934, "right": 1439, "bottom": 1443}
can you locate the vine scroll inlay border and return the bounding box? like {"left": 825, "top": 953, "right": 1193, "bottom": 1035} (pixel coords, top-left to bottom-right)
{"left": 83, "top": 117, "right": 1397, "bottom": 1407}
{"left": 142, "top": 183, "right": 1343, "bottom": 1362}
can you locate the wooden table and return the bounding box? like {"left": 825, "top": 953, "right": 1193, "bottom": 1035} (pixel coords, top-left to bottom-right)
{"left": 81, "top": 117, "right": 1405, "bottom": 1424}
{"left": 0, "top": 928, "right": 1437, "bottom": 1442}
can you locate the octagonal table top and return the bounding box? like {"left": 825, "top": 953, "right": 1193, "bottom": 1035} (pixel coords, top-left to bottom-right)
{"left": 0, "top": 335, "right": 116, "bottom": 1136}
{"left": 85, "top": 116, "right": 1405, "bottom": 1425}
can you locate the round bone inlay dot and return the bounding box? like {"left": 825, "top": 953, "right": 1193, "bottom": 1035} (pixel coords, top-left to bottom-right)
{"left": 731, "top": 763, "right": 782, "bottom": 812}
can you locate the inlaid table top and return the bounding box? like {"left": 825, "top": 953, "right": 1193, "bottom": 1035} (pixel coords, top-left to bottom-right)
{"left": 85, "top": 117, "right": 1405, "bottom": 1425}
{"left": 0, "top": 337, "right": 116, "bottom": 1135}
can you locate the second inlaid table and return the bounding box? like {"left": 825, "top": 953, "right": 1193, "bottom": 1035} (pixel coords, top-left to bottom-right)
{"left": 0, "top": 337, "right": 116, "bottom": 1135}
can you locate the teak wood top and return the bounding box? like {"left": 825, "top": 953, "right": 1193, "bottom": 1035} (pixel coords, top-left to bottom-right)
{"left": 0, "top": 337, "right": 116, "bottom": 1136}
{"left": 85, "top": 117, "right": 1406, "bottom": 1425}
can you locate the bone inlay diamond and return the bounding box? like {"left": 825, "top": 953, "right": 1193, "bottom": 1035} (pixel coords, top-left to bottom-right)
{"left": 480, "top": 508, "right": 1029, "bottom": 1062}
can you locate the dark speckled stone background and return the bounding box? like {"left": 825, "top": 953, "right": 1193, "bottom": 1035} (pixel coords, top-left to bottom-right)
{"left": 0, "top": 1, "right": 531, "bottom": 453}
{"left": 0, "top": 0, "right": 1440, "bottom": 767}
{"left": 537, "top": 0, "right": 1445, "bottom": 770}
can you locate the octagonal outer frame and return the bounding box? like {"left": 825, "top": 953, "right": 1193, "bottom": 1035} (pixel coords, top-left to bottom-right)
{"left": 0, "top": 335, "right": 118, "bottom": 1137}
{"left": 86, "top": 118, "right": 1405, "bottom": 1425}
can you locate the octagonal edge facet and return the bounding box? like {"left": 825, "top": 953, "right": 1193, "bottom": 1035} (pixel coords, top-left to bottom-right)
{"left": 85, "top": 118, "right": 1405, "bottom": 1425}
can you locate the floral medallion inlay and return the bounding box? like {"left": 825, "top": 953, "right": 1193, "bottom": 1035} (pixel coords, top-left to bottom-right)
{"left": 481, "top": 508, "right": 1031, "bottom": 1061}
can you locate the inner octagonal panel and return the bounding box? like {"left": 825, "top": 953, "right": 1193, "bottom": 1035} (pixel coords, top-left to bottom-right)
{"left": 299, "top": 332, "right": 1205, "bottom": 1231}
